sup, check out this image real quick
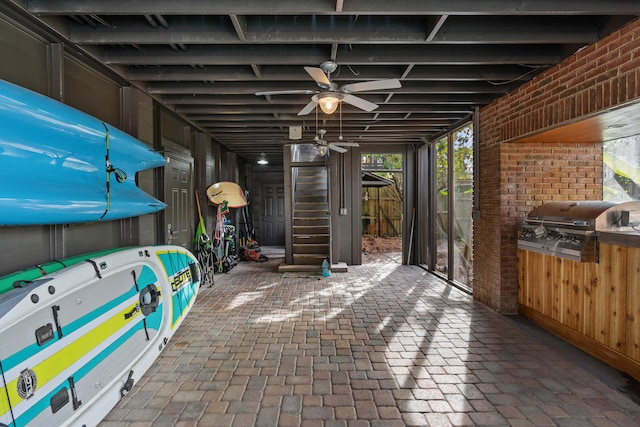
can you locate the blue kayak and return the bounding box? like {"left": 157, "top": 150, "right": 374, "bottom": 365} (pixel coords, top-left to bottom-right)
{"left": 0, "top": 79, "right": 166, "bottom": 225}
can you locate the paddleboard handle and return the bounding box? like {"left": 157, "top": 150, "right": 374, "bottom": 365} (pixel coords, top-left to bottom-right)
{"left": 120, "top": 370, "right": 135, "bottom": 397}
{"left": 85, "top": 259, "right": 103, "bottom": 279}
{"left": 68, "top": 375, "right": 82, "bottom": 410}
{"left": 52, "top": 305, "right": 63, "bottom": 339}
{"left": 124, "top": 304, "right": 141, "bottom": 320}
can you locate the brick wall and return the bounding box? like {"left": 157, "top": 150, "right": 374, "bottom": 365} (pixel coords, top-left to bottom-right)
{"left": 475, "top": 18, "right": 639, "bottom": 313}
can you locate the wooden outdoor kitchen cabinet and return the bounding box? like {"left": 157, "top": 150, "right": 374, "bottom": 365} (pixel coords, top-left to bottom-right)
{"left": 518, "top": 236, "right": 640, "bottom": 381}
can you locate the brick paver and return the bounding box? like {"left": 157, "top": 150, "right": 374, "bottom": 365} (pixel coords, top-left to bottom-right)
{"left": 101, "top": 253, "right": 640, "bottom": 426}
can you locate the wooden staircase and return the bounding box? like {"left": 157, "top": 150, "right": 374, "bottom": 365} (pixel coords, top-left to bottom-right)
{"left": 292, "top": 166, "right": 330, "bottom": 265}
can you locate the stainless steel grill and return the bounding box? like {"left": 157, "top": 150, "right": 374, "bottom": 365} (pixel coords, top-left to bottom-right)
{"left": 518, "top": 200, "right": 640, "bottom": 262}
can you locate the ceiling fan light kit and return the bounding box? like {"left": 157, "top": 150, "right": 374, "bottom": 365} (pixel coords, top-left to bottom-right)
{"left": 256, "top": 61, "right": 402, "bottom": 117}
{"left": 313, "top": 128, "right": 360, "bottom": 154}
{"left": 315, "top": 145, "right": 329, "bottom": 156}
{"left": 313, "top": 92, "right": 345, "bottom": 115}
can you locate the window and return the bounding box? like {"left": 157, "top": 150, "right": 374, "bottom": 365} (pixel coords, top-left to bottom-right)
{"left": 603, "top": 135, "right": 640, "bottom": 201}
{"left": 424, "top": 124, "right": 474, "bottom": 288}
{"left": 452, "top": 127, "right": 473, "bottom": 285}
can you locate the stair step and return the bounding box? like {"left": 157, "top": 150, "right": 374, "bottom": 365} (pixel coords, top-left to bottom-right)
{"left": 293, "top": 226, "right": 330, "bottom": 235}
{"left": 295, "top": 196, "right": 327, "bottom": 202}
{"left": 293, "top": 202, "right": 329, "bottom": 212}
{"left": 296, "top": 191, "right": 327, "bottom": 199}
{"left": 297, "top": 171, "right": 326, "bottom": 177}
{"left": 296, "top": 187, "right": 327, "bottom": 193}
{"left": 294, "top": 210, "right": 330, "bottom": 218}
{"left": 293, "top": 222, "right": 330, "bottom": 229}
{"left": 295, "top": 201, "right": 327, "bottom": 204}
{"left": 293, "top": 243, "right": 330, "bottom": 254}
{"left": 297, "top": 175, "right": 326, "bottom": 180}
{"left": 294, "top": 237, "right": 330, "bottom": 245}
{"left": 293, "top": 254, "right": 329, "bottom": 265}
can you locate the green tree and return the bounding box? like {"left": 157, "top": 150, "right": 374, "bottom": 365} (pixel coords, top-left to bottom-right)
{"left": 436, "top": 125, "right": 474, "bottom": 194}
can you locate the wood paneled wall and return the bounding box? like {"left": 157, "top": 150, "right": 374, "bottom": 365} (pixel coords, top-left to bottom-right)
{"left": 518, "top": 243, "right": 640, "bottom": 380}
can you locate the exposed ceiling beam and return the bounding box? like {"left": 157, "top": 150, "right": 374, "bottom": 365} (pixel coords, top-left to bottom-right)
{"left": 127, "top": 64, "right": 542, "bottom": 82}
{"left": 29, "top": 0, "right": 640, "bottom": 15}
{"left": 426, "top": 15, "right": 448, "bottom": 42}
{"left": 160, "top": 93, "right": 497, "bottom": 106}
{"left": 103, "top": 44, "right": 570, "bottom": 66}
{"left": 69, "top": 16, "right": 602, "bottom": 45}
{"left": 175, "top": 105, "right": 474, "bottom": 115}
{"left": 147, "top": 80, "right": 512, "bottom": 95}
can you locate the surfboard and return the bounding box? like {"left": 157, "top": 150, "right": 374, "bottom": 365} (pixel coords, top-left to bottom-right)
{"left": 206, "top": 181, "right": 247, "bottom": 207}
{"left": 0, "top": 79, "right": 167, "bottom": 226}
{"left": 0, "top": 245, "right": 200, "bottom": 427}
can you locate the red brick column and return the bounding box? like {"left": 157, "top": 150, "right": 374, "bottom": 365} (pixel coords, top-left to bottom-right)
{"left": 474, "top": 18, "right": 640, "bottom": 313}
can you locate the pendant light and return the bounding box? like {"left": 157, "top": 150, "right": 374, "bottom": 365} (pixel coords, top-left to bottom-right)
{"left": 257, "top": 153, "right": 269, "bottom": 165}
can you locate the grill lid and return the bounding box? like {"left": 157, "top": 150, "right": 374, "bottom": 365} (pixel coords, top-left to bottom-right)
{"left": 525, "top": 200, "right": 640, "bottom": 231}
{"left": 520, "top": 200, "right": 640, "bottom": 262}
{"left": 525, "top": 201, "right": 617, "bottom": 228}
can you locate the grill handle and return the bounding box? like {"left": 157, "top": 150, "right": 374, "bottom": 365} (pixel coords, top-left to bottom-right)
{"left": 526, "top": 218, "right": 591, "bottom": 227}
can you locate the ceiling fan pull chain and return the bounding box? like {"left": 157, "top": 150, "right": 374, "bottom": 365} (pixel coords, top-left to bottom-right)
{"left": 339, "top": 103, "right": 343, "bottom": 140}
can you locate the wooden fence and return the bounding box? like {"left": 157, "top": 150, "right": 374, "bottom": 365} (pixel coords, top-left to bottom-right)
{"left": 362, "top": 185, "right": 402, "bottom": 237}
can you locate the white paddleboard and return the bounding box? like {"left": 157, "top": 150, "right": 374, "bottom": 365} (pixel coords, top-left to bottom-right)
{"left": 0, "top": 245, "right": 200, "bottom": 427}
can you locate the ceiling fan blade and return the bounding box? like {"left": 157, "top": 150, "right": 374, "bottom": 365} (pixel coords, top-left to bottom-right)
{"left": 333, "top": 142, "right": 360, "bottom": 147}
{"left": 328, "top": 144, "right": 348, "bottom": 153}
{"left": 255, "top": 89, "right": 316, "bottom": 96}
{"left": 297, "top": 100, "right": 317, "bottom": 116}
{"left": 343, "top": 94, "right": 379, "bottom": 112}
{"left": 304, "top": 66, "right": 332, "bottom": 88}
{"left": 341, "top": 79, "right": 402, "bottom": 93}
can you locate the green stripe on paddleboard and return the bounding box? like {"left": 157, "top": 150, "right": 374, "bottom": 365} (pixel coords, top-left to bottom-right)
{"left": 0, "top": 247, "right": 130, "bottom": 295}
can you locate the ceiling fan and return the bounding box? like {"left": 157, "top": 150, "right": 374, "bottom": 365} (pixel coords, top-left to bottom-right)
{"left": 255, "top": 61, "right": 402, "bottom": 116}
{"left": 314, "top": 129, "right": 360, "bottom": 154}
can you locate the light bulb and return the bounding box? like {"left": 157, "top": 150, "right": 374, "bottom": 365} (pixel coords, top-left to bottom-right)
{"left": 319, "top": 96, "right": 339, "bottom": 114}
{"left": 312, "top": 92, "right": 345, "bottom": 115}
{"left": 257, "top": 153, "right": 269, "bottom": 165}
